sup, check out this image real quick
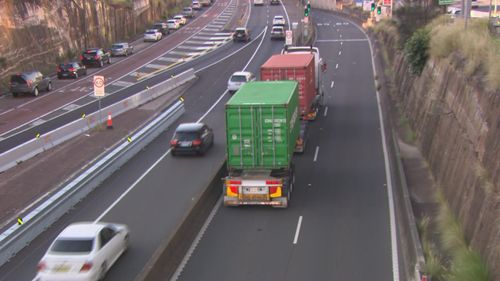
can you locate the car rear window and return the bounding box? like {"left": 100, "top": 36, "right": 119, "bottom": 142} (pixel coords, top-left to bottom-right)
{"left": 10, "top": 75, "right": 27, "bottom": 83}
{"left": 145, "top": 31, "right": 156, "bottom": 34}
{"left": 175, "top": 132, "right": 199, "bottom": 141}
{"left": 235, "top": 30, "right": 246, "bottom": 34}
{"left": 184, "top": 7, "right": 191, "bottom": 11}
{"left": 59, "top": 64, "right": 74, "bottom": 70}
{"left": 112, "top": 44, "right": 124, "bottom": 49}
{"left": 50, "top": 238, "right": 94, "bottom": 253}
{"left": 231, "top": 75, "right": 247, "bottom": 82}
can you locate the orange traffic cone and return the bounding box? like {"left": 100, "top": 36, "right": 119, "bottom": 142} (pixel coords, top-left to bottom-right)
{"left": 107, "top": 112, "right": 113, "bottom": 129}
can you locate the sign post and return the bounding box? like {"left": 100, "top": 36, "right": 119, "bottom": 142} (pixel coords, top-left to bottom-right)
{"left": 285, "top": 30, "right": 293, "bottom": 45}
{"left": 93, "top": 75, "right": 105, "bottom": 127}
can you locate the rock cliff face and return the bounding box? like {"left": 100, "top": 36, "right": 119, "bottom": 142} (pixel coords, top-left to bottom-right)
{"left": 383, "top": 34, "right": 500, "bottom": 278}
{"left": 0, "top": 0, "right": 178, "bottom": 90}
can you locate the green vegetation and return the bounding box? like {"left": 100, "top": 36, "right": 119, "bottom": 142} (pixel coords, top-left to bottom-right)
{"left": 398, "top": 115, "right": 416, "bottom": 144}
{"left": 0, "top": 57, "right": 6, "bottom": 68}
{"left": 419, "top": 217, "right": 447, "bottom": 280}
{"left": 404, "top": 28, "right": 430, "bottom": 75}
{"left": 429, "top": 17, "right": 500, "bottom": 90}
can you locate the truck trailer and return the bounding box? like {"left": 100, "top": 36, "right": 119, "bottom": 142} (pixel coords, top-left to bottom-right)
{"left": 223, "top": 81, "right": 300, "bottom": 208}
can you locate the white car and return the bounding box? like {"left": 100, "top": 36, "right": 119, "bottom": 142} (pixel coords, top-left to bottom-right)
{"left": 227, "top": 71, "right": 255, "bottom": 93}
{"left": 273, "top": 15, "right": 286, "bottom": 26}
{"left": 192, "top": 0, "right": 201, "bottom": 10}
{"left": 36, "top": 222, "right": 129, "bottom": 281}
{"left": 254, "top": 0, "right": 264, "bottom": 5}
{"left": 143, "top": 29, "right": 162, "bottom": 42}
{"left": 167, "top": 19, "right": 180, "bottom": 30}
{"left": 174, "top": 15, "right": 187, "bottom": 25}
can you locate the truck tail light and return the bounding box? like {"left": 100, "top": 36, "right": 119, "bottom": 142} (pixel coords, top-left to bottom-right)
{"left": 170, "top": 139, "right": 178, "bottom": 146}
{"left": 192, "top": 139, "right": 202, "bottom": 146}
{"left": 80, "top": 261, "right": 93, "bottom": 272}
{"left": 269, "top": 186, "right": 282, "bottom": 198}
{"left": 226, "top": 180, "right": 240, "bottom": 197}
{"left": 266, "top": 180, "right": 281, "bottom": 185}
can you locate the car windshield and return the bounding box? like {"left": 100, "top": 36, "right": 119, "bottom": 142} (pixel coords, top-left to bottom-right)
{"left": 145, "top": 31, "right": 156, "bottom": 34}
{"left": 168, "top": 20, "right": 176, "bottom": 23}
{"left": 175, "top": 132, "right": 199, "bottom": 141}
{"left": 112, "top": 44, "right": 124, "bottom": 49}
{"left": 231, "top": 75, "right": 247, "bottom": 82}
{"left": 235, "top": 30, "right": 246, "bottom": 34}
{"left": 50, "top": 238, "right": 94, "bottom": 253}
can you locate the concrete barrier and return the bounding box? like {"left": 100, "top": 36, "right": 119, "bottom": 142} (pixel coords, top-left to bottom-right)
{"left": 136, "top": 162, "right": 226, "bottom": 281}
{"left": 0, "top": 68, "right": 196, "bottom": 173}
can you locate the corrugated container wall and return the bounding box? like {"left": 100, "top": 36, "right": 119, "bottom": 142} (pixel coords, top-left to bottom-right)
{"left": 225, "top": 81, "right": 300, "bottom": 170}
{"left": 260, "top": 53, "right": 316, "bottom": 117}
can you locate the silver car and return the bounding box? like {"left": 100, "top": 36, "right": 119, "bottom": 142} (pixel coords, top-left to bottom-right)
{"left": 227, "top": 71, "right": 255, "bottom": 93}
{"left": 110, "top": 42, "right": 133, "bottom": 57}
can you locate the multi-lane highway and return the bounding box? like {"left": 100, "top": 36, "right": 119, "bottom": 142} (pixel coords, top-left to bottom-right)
{"left": 0, "top": 1, "right": 399, "bottom": 281}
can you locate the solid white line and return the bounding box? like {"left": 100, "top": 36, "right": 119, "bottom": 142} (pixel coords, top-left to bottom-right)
{"left": 335, "top": 63, "right": 339, "bottom": 69}
{"left": 281, "top": 0, "right": 292, "bottom": 30}
{"left": 170, "top": 197, "right": 222, "bottom": 281}
{"left": 338, "top": 51, "right": 341, "bottom": 56}
{"left": 293, "top": 216, "right": 303, "bottom": 244}
{"left": 362, "top": 19, "right": 400, "bottom": 281}
{"left": 330, "top": 81, "right": 334, "bottom": 88}
{"left": 316, "top": 39, "right": 367, "bottom": 42}
{"left": 324, "top": 106, "right": 328, "bottom": 117}
{"left": 313, "top": 146, "right": 319, "bottom": 162}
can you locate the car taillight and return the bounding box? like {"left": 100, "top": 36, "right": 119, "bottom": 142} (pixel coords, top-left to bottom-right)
{"left": 80, "top": 262, "right": 93, "bottom": 272}
{"left": 192, "top": 139, "right": 202, "bottom": 146}
{"left": 26, "top": 80, "right": 32, "bottom": 87}
{"left": 94, "top": 55, "right": 100, "bottom": 60}
{"left": 37, "top": 261, "right": 47, "bottom": 272}
{"left": 170, "top": 139, "right": 178, "bottom": 146}
{"left": 80, "top": 55, "right": 84, "bottom": 61}
{"left": 68, "top": 67, "right": 76, "bottom": 72}
{"left": 226, "top": 180, "right": 240, "bottom": 196}
{"left": 57, "top": 67, "right": 61, "bottom": 72}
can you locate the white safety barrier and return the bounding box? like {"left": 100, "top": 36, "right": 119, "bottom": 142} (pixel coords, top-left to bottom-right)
{"left": 0, "top": 68, "right": 195, "bottom": 173}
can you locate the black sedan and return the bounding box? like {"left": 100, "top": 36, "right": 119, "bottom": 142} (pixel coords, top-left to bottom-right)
{"left": 170, "top": 123, "right": 214, "bottom": 156}
{"left": 57, "top": 62, "right": 87, "bottom": 79}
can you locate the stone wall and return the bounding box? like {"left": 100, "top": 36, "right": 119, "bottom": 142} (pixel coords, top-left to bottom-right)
{"left": 0, "top": 0, "right": 182, "bottom": 91}
{"left": 390, "top": 40, "right": 500, "bottom": 280}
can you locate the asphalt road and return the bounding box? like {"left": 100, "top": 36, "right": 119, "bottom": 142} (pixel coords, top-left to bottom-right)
{"left": 0, "top": 0, "right": 235, "bottom": 153}
{"left": 173, "top": 9, "right": 395, "bottom": 281}
{"left": 0, "top": 0, "right": 291, "bottom": 280}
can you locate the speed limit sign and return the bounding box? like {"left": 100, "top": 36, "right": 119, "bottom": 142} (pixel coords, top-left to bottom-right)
{"left": 285, "top": 30, "right": 293, "bottom": 45}
{"left": 93, "top": 75, "right": 105, "bottom": 97}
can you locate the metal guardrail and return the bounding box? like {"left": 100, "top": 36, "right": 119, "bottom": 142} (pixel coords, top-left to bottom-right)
{"left": 0, "top": 68, "right": 195, "bottom": 173}
{"left": 0, "top": 71, "right": 192, "bottom": 267}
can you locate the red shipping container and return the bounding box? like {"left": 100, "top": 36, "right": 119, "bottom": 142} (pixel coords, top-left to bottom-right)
{"left": 260, "top": 53, "right": 316, "bottom": 119}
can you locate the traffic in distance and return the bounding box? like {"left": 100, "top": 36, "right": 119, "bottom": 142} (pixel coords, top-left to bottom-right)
{"left": 1, "top": 0, "right": 374, "bottom": 280}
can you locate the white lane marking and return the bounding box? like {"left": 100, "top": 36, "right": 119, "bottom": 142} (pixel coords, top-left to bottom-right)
{"left": 280, "top": 0, "right": 292, "bottom": 30}
{"left": 338, "top": 51, "right": 341, "bottom": 56}
{"left": 313, "top": 146, "right": 319, "bottom": 162}
{"left": 341, "top": 41, "right": 343, "bottom": 45}
{"left": 339, "top": 34, "right": 342, "bottom": 38}
{"left": 361, "top": 18, "right": 400, "bottom": 281}
{"left": 170, "top": 197, "right": 222, "bottom": 281}
{"left": 96, "top": 13, "right": 266, "bottom": 224}
{"left": 324, "top": 106, "right": 328, "bottom": 117}
{"left": 293, "top": 216, "right": 303, "bottom": 244}
{"left": 316, "top": 38, "right": 367, "bottom": 42}
{"left": 335, "top": 63, "right": 339, "bottom": 69}
{"left": 330, "top": 81, "right": 334, "bottom": 88}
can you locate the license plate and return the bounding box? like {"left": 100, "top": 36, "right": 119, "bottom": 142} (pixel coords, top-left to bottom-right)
{"left": 179, "top": 141, "right": 191, "bottom": 147}
{"left": 53, "top": 264, "right": 70, "bottom": 272}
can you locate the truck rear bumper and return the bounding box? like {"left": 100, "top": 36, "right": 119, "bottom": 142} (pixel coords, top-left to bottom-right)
{"left": 223, "top": 197, "right": 288, "bottom": 208}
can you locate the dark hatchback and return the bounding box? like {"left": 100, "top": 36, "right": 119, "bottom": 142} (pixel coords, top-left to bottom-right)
{"left": 170, "top": 123, "right": 214, "bottom": 156}
{"left": 233, "top": 28, "right": 251, "bottom": 42}
{"left": 57, "top": 62, "right": 87, "bottom": 79}
{"left": 10, "top": 71, "right": 52, "bottom": 97}
{"left": 80, "top": 48, "right": 111, "bottom": 67}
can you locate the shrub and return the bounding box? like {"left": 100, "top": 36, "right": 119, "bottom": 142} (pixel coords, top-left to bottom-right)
{"left": 404, "top": 28, "right": 430, "bottom": 75}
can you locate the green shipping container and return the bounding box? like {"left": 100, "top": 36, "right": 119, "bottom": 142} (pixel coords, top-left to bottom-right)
{"left": 225, "top": 81, "right": 300, "bottom": 170}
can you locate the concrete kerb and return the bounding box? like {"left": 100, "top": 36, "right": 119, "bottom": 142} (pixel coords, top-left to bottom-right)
{"left": 135, "top": 161, "right": 226, "bottom": 281}
{"left": 0, "top": 69, "right": 196, "bottom": 173}
{"left": 0, "top": 99, "right": 186, "bottom": 267}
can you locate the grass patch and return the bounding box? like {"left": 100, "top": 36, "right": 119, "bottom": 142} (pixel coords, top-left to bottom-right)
{"left": 429, "top": 17, "right": 500, "bottom": 90}
{"left": 399, "top": 115, "right": 417, "bottom": 144}
{"left": 404, "top": 28, "right": 430, "bottom": 75}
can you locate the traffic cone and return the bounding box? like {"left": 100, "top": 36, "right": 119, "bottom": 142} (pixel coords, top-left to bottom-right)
{"left": 107, "top": 112, "right": 113, "bottom": 129}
